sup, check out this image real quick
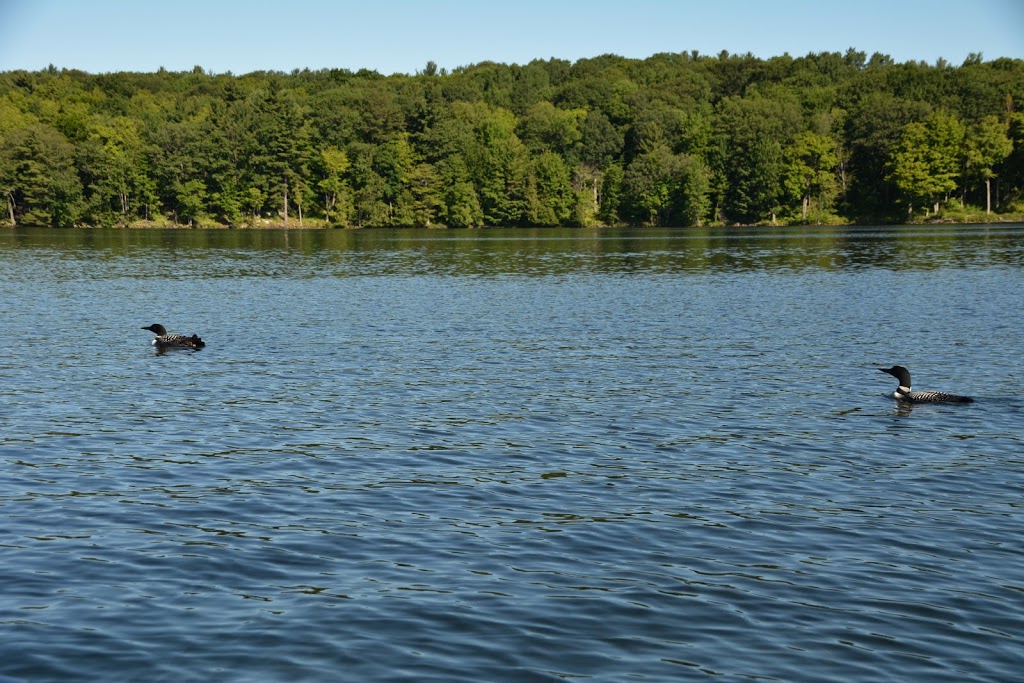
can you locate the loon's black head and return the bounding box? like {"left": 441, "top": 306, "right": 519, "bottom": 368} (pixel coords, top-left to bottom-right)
{"left": 879, "top": 365, "right": 911, "bottom": 387}
{"left": 142, "top": 324, "right": 167, "bottom": 335}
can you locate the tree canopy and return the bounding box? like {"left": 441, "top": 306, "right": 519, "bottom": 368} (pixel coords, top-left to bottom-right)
{"left": 2, "top": 51, "right": 1023, "bottom": 228}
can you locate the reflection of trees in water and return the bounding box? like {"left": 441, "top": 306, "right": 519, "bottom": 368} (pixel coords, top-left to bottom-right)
{"left": 5, "top": 225, "right": 1022, "bottom": 277}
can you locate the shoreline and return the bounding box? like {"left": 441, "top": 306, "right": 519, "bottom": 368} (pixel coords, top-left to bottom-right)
{"left": 6, "top": 214, "right": 1024, "bottom": 230}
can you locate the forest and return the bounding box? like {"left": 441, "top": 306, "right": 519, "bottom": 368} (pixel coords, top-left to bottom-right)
{"left": 2, "top": 49, "right": 1024, "bottom": 229}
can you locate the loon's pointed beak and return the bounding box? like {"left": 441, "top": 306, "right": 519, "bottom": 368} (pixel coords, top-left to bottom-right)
{"left": 878, "top": 367, "right": 895, "bottom": 376}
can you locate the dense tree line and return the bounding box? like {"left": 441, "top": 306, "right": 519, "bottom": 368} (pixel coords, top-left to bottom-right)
{"left": 2, "top": 50, "right": 1024, "bottom": 228}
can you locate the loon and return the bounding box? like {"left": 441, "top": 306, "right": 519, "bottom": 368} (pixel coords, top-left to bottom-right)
{"left": 878, "top": 365, "right": 973, "bottom": 403}
{"left": 142, "top": 323, "right": 205, "bottom": 350}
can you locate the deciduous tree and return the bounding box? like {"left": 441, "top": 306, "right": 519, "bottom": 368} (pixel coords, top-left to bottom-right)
{"left": 317, "top": 146, "right": 351, "bottom": 226}
{"left": 888, "top": 111, "right": 965, "bottom": 216}
{"left": 964, "top": 115, "right": 1013, "bottom": 213}
{"left": 784, "top": 131, "right": 839, "bottom": 222}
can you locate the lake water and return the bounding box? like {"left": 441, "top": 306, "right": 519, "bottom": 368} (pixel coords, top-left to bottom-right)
{"left": 1, "top": 225, "right": 1022, "bottom": 682}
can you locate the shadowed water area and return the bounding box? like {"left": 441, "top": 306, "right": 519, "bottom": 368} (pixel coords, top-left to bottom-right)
{"left": 1, "top": 225, "right": 1023, "bottom": 682}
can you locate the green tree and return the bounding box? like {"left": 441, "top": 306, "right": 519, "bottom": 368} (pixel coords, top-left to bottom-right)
{"left": 78, "top": 115, "right": 153, "bottom": 224}
{"left": 292, "top": 176, "right": 313, "bottom": 226}
{"left": 374, "top": 135, "right": 416, "bottom": 225}
{"left": 0, "top": 103, "right": 30, "bottom": 225}
{"left": 465, "top": 106, "right": 529, "bottom": 225}
{"left": 347, "top": 142, "right": 389, "bottom": 226}
{"left": 888, "top": 122, "right": 939, "bottom": 217}
{"left": 517, "top": 101, "right": 585, "bottom": 159}
{"left": 203, "top": 99, "right": 250, "bottom": 225}
{"left": 509, "top": 61, "right": 554, "bottom": 114}
{"left": 438, "top": 156, "right": 483, "bottom": 228}
{"left": 526, "top": 151, "right": 574, "bottom": 225}
{"left": 783, "top": 131, "right": 839, "bottom": 222}
{"left": 598, "top": 162, "right": 624, "bottom": 224}
{"left": 408, "top": 162, "right": 443, "bottom": 227}
{"left": 714, "top": 95, "right": 801, "bottom": 223}
{"left": 246, "top": 187, "right": 266, "bottom": 224}
{"left": 237, "top": 86, "right": 313, "bottom": 223}
{"left": 1005, "top": 112, "right": 1024, "bottom": 204}
{"left": 888, "top": 111, "right": 965, "bottom": 216}
{"left": 844, "top": 92, "right": 931, "bottom": 218}
{"left": 579, "top": 110, "right": 623, "bottom": 169}
{"left": 570, "top": 164, "right": 601, "bottom": 227}
{"left": 0, "top": 121, "right": 82, "bottom": 227}
{"left": 626, "top": 98, "right": 686, "bottom": 159}
{"left": 964, "top": 115, "right": 1013, "bottom": 213}
{"left": 309, "top": 86, "right": 361, "bottom": 150}
{"left": 176, "top": 178, "right": 206, "bottom": 227}
{"left": 623, "top": 145, "right": 709, "bottom": 226}
{"left": 148, "top": 114, "right": 212, "bottom": 225}
{"left": 675, "top": 154, "right": 711, "bottom": 226}
{"left": 355, "top": 86, "right": 407, "bottom": 144}
{"left": 317, "top": 146, "right": 352, "bottom": 226}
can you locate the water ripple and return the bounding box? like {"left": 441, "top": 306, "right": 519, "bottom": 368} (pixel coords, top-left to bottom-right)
{"left": 2, "top": 226, "right": 1023, "bottom": 682}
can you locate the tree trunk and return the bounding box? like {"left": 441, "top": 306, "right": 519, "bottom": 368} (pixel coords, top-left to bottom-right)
{"left": 985, "top": 178, "right": 992, "bottom": 215}
{"left": 283, "top": 182, "right": 289, "bottom": 224}
{"left": 324, "top": 193, "right": 334, "bottom": 224}
{"left": 802, "top": 194, "right": 809, "bottom": 221}
{"left": 6, "top": 192, "right": 15, "bottom": 227}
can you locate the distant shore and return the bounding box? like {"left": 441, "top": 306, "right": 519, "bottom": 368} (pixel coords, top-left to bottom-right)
{"left": 3, "top": 54, "right": 1022, "bottom": 232}
{"left": 8, "top": 212, "right": 1024, "bottom": 230}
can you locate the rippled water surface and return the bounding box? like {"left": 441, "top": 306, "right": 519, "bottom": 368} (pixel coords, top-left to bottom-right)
{"left": 2, "top": 225, "right": 1023, "bottom": 682}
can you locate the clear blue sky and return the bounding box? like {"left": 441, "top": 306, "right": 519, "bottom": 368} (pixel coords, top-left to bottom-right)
{"left": 1, "top": 0, "right": 1022, "bottom": 75}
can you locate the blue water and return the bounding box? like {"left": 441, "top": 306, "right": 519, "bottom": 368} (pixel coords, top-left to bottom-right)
{"left": 1, "top": 226, "right": 1023, "bottom": 682}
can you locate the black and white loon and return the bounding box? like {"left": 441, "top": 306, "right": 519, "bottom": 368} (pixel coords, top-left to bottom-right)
{"left": 142, "top": 323, "right": 205, "bottom": 350}
{"left": 878, "top": 365, "right": 972, "bottom": 403}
